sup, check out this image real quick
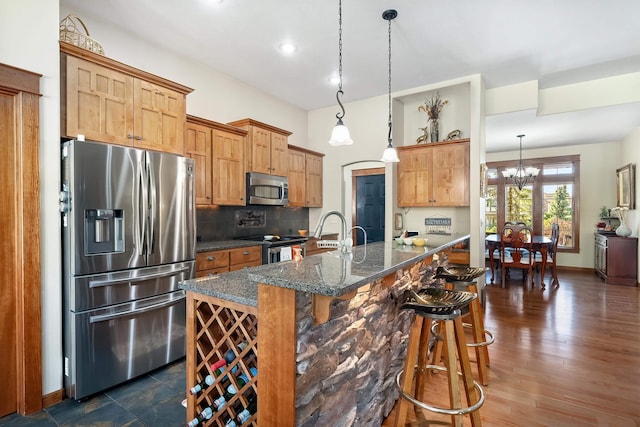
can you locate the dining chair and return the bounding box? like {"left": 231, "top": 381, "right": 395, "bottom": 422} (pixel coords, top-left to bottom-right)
{"left": 535, "top": 223, "right": 560, "bottom": 287}
{"left": 500, "top": 224, "right": 534, "bottom": 290}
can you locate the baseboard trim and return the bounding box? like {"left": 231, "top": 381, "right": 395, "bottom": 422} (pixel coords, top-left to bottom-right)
{"left": 42, "top": 389, "right": 64, "bottom": 408}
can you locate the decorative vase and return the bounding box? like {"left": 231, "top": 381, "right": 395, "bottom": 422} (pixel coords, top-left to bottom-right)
{"left": 616, "top": 222, "right": 632, "bottom": 237}
{"left": 429, "top": 119, "right": 439, "bottom": 143}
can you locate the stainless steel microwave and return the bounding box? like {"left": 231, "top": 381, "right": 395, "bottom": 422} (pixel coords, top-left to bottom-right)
{"left": 246, "top": 172, "right": 289, "bottom": 206}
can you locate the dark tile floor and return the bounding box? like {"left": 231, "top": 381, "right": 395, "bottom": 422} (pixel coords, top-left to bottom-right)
{"left": 0, "top": 359, "right": 187, "bottom": 427}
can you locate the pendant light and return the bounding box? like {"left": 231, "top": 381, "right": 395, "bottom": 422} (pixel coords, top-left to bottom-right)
{"left": 380, "top": 9, "right": 399, "bottom": 162}
{"left": 501, "top": 134, "right": 539, "bottom": 190}
{"left": 328, "top": 0, "right": 353, "bottom": 146}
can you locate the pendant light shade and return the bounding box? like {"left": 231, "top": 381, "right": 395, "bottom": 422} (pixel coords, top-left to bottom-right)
{"left": 380, "top": 9, "right": 399, "bottom": 163}
{"left": 328, "top": 0, "right": 353, "bottom": 146}
{"left": 329, "top": 116, "right": 353, "bottom": 146}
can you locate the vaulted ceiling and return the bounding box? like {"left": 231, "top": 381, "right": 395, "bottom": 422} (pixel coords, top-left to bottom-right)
{"left": 61, "top": 0, "right": 640, "bottom": 152}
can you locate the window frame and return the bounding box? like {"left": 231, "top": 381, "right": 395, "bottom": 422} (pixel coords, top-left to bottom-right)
{"left": 487, "top": 154, "right": 580, "bottom": 254}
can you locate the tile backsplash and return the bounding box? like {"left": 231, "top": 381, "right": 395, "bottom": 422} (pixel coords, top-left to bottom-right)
{"left": 197, "top": 206, "right": 309, "bottom": 241}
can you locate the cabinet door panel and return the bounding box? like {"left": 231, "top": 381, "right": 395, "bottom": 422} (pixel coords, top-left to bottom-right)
{"left": 305, "top": 154, "right": 323, "bottom": 207}
{"left": 212, "top": 130, "right": 245, "bottom": 205}
{"left": 432, "top": 142, "right": 469, "bottom": 206}
{"left": 270, "top": 132, "right": 289, "bottom": 176}
{"left": 133, "top": 79, "right": 185, "bottom": 154}
{"left": 287, "top": 150, "right": 306, "bottom": 207}
{"left": 185, "top": 123, "right": 212, "bottom": 205}
{"left": 66, "top": 56, "right": 134, "bottom": 145}
{"left": 249, "top": 127, "right": 271, "bottom": 174}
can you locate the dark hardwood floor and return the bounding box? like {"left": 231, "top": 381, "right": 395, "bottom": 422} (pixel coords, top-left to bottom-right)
{"left": 383, "top": 269, "right": 640, "bottom": 426}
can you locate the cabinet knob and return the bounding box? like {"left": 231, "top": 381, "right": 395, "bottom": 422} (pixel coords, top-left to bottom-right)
{"left": 127, "top": 134, "right": 134, "bottom": 139}
{"left": 206, "top": 196, "right": 211, "bottom": 199}
{"left": 135, "top": 136, "right": 142, "bottom": 140}
{"left": 207, "top": 256, "right": 215, "bottom": 261}
{"left": 243, "top": 251, "right": 250, "bottom": 255}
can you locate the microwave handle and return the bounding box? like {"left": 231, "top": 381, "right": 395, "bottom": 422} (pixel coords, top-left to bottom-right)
{"left": 279, "top": 183, "right": 286, "bottom": 204}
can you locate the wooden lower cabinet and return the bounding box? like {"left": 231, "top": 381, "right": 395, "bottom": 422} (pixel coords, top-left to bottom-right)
{"left": 196, "top": 246, "right": 262, "bottom": 277}
{"left": 594, "top": 234, "right": 638, "bottom": 286}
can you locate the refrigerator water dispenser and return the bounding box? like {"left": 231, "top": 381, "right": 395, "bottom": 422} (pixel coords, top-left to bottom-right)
{"left": 84, "top": 209, "right": 124, "bottom": 254}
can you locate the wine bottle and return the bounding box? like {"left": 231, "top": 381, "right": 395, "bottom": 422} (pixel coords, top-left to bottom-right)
{"left": 236, "top": 395, "right": 257, "bottom": 424}
{"left": 212, "top": 367, "right": 257, "bottom": 409}
{"left": 186, "top": 406, "right": 213, "bottom": 427}
{"left": 223, "top": 416, "right": 238, "bottom": 427}
{"left": 224, "top": 342, "right": 248, "bottom": 364}
{"left": 189, "top": 374, "right": 214, "bottom": 395}
{"left": 211, "top": 342, "right": 248, "bottom": 377}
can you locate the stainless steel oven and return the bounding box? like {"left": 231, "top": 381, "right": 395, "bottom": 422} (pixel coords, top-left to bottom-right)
{"left": 235, "top": 235, "right": 307, "bottom": 264}
{"left": 266, "top": 241, "right": 306, "bottom": 264}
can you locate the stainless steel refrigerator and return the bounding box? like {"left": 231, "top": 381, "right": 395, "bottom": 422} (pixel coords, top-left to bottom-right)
{"left": 61, "top": 139, "right": 195, "bottom": 400}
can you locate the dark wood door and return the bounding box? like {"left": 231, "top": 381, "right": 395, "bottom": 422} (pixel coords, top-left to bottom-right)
{"left": 355, "top": 174, "right": 385, "bottom": 244}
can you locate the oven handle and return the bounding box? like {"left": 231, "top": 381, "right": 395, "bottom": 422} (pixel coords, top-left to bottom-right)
{"left": 89, "top": 293, "right": 185, "bottom": 323}
{"left": 88, "top": 266, "right": 191, "bottom": 288}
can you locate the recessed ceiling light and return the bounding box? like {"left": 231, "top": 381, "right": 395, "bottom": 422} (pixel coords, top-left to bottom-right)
{"left": 279, "top": 43, "right": 297, "bottom": 54}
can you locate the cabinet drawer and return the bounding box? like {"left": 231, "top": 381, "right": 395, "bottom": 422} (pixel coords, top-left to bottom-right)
{"left": 229, "top": 246, "right": 262, "bottom": 266}
{"left": 196, "top": 250, "right": 230, "bottom": 271}
{"left": 229, "top": 259, "right": 262, "bottom": 272}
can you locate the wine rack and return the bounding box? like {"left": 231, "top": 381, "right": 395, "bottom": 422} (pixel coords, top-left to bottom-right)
{"left": 188, "top": 293, "right": 258, "bottom": 426}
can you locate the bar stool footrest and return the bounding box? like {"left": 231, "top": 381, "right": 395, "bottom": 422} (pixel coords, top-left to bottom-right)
{"left": 462, "top": 323, "right": 496, "bottom": 347}
{"left": 396, "top": 365, "right": 485, "bottom": 416}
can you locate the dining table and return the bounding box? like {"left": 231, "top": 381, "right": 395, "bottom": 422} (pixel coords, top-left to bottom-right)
{"left": 485, "top": 233, "right": 553, "bottom": 286}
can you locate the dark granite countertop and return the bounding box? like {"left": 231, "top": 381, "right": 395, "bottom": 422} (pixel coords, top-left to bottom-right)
{"left": 196, "top": 240, "right": 265, "bottom": 252}
{"left": 180, "top": 233, "right": 470, "bottom": 305}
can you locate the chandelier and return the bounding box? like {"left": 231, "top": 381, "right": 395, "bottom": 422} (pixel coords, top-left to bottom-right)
{"left": 501, "top": 134, "right": 539, "bottom": 190}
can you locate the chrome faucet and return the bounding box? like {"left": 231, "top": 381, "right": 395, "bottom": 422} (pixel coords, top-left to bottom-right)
{"left": 313, "top": 210, "right": 351, "bottom": 252}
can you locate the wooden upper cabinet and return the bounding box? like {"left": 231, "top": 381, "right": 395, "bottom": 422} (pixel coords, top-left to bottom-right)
{"left": 305, "top": 151, "right": 323, "bottom": 207}
{"left": 61, "top": 42, "right": 192, "bottom": 155}
{"left": 228, "top": 118, "right": 291, "bottom": 176}
{"left": 186, "top": 115, "right": 247, "bottom": 207}
{"left": 185, "top": 121, "right": 212, "bottom": 205}
{"left": 212, "top": 128, "right": 246, "bottom": 206}
{"left": 287, "top": 145, "right": 324, "bottom": 208}
{"left": 397, "top": 139, "right": 469, "bottom": 207}
{"left": 287, "top": 148, "right": 306, "bottom": 207}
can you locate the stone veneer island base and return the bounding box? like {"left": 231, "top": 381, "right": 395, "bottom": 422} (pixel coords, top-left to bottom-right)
{"left": 180, "top": 235, "right": 471, "bottom": 426}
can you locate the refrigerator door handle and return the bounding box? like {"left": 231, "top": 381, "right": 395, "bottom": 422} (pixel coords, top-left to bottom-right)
{"left": 146, "top": 153, "right": 157, "bottom": 255}
{"left": 89, "top": 292, "right": 186, "bottom": 323}
{"left": 88, "top": 266, "right": 191, "bottom": 288}
{"left": 135, "top": 158, "right": 147, "bottom": 256}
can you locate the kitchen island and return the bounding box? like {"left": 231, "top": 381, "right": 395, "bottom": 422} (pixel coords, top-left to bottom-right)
{"left": 180, "top": 233, "right": 470, "bottom": 426}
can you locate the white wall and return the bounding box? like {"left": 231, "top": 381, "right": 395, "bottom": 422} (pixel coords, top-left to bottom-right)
{"left": 1, "top": 0, "right": 61, "bottom": 395}
{"left": 487, "top": 141, "right": 620, "bottom": 269}
{"left": 58, "top": 4, "right": 309, "bottom": 147}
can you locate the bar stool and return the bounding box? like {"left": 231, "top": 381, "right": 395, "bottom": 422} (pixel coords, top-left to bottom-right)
{"left": 394, "top": 288, "right": 484, "bottom": 427}
{"left": 434, "top": 266, "right": 495, "bottom": 386}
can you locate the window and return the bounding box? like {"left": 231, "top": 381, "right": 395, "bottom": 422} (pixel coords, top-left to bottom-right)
{"left": 486, "top": 155, "right": 580, "bottom": 253}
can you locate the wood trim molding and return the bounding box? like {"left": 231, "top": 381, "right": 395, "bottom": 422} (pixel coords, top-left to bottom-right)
{"left": 227, "top": 118, "right": 293, "bottom": 136}
{"left": 287, "top": 144, "right": 325, "bottom": 157}
{"left": 186, "top": 114, "right": 248, "bottom": 136}
{"left": 0, "top": 64, "right": 41, "bottom": 95}
{"left": 0, "top": 65, "right": 42, "bottom": 416}
{"left": 42, "top": 390, "right": 64, "bottom": 409}
{"left": 60, "top": 41, "right": 193, "bottom": 94}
